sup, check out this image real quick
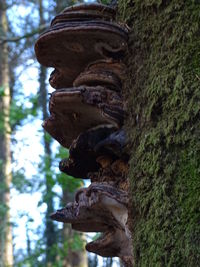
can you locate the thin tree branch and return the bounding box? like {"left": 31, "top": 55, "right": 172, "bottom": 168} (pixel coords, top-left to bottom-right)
{"left": 0, "top": 23, "right": 48, "bottom": 44}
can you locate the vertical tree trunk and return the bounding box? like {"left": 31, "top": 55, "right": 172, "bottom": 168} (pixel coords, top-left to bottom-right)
{"left": 118, "top": 1, "right": 200, "bottom": 266}
{"left": 39, "top": 63, "right": 56, "bottom": 265}
{"left": 62, "top": 190, "right": 88, "bottom": 267}
{"left": 88, "top": 254, "right": 98, "bottom": 267}
{"left": 104, "top": 257, "right": 113, "bottom": 267}
{"left": 0, "top": 1, "right": 13, "bottom": 266}
{"left": 38, "top": 0, "right": 56, "bottom": 264}
{"left": 25, "top": 223, "right": 31, "bottom": 259}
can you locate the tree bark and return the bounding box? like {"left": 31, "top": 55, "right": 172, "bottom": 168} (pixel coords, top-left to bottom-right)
{"left": 104, "top": 257, "right": 113, "bottom": 267}
{"left": 38, "top": 0, "right": 57, "bottom": 264}
{"left": 39, "top": 57, "right": 57, "bottom": 266}
{"left": 62, "top": 189, "right": 88, "bottom": 267}
{"left": 0, "top": 1, "right": 13, "bottom": 266}
{"left": 118, "top": 1, "right": 200, "bottom": 266}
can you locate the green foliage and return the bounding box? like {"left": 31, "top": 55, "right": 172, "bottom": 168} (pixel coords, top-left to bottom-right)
{"left": 55, "top": 146, "right": 83, "bottom": 193}
{"left": 37, "top": 151, "right": 56, "bottom": 205}
{"left": 118, "top": 0, "right": 200, "bottom": 266}
{"left": 58, "top": 233, "right": 85, "bottom": 265}
{"left": 99, "top": 0, "right": 112, "bottom": 5}
{"left": 64, "top": 232, "right": 84, "bottom": 252}
{"left": 44, "top": 132, "right": 52, "bottom": 144}
{"left": 12, "top": 169, "right": 33, "bottom": 193}
{"left": 45, "top": 232, "right": 85, "bottom": 267}
{"left": 0, "top": 112, "right": 4, "bottom": 134}
{"left": 92, "top": 232, "right": 101, "bottom": 241}
{"left": 0, "top": 202, "right": 8, "bottom": 218}
{"left": 57, "top": 173, "right": 83, "bottom": 193}
{"left": 0, "top": 86, "right": 5, "bottom": 97}
{"left": 15, "top": 238, "right": 46, "bottom": 267}
{"left": 10, "top": 95, "right": 38, "bottom": 129}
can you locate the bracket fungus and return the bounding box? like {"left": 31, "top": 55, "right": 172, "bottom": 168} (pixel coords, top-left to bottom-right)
{"left": 35, "top": 4, "right": 128, "bottom": 89}
{"left": 73, "top": 60, "right": 126, "bottom": 92}
{"left": 35, "top": 3, "right": 132, "bottom": 266}
{"left": 59, "top": 125, "right": 116, "bottom": 178}
{"left": 51, "top": 183, "right": 132, "bottom": 264}
{"left": 43, "top": 87, "right": 124, "bottom": 148}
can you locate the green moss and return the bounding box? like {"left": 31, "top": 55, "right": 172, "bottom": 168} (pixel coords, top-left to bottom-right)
{"left": 118, "top": 1, "right": 200, "bottom": 266}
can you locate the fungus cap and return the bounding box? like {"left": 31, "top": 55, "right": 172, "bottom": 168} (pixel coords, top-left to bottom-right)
{"left": 35, "top": 20, "right": 128, "bottom": 88}
{"left": 51, "top": 183, "right": 131, "bottom": 259}
{"left": 52, "top": 3, "right": 116, "bottom": 24}
{"left": 43, "top": 87, "right": 124, "bottom": 148}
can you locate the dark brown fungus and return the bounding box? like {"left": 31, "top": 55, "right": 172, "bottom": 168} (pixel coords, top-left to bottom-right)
{"left": 86, "top": 60, "right": 126, "bottom": 83}
{"left": 51, "top": 183, "right": 128, "bottom": 232}
{"left": 35, "top": 4, "right": 128, "bottom": 88}
{"left": 95, "top": 129, "right": 129, "bottom": 158}
{"left": 51, "top": 183, "right": 132, "bottom": 262}
{"left": 52, "top": 3, "right": 116, "bottom": 24}
{"left": 43, "top": 87, "right": 124, "bottom": 148}
{"left": 86, "top": 229, "right": 132, "bottom": 261}
{"left": 73, "top": 60, "right": 125, "bottom": 92}
{"left": 50, "top": 202, "right": 113, "bottom": 233}
{"left": 59, "top": 125, "right": 116, "bottom": 178}
{"left": 59, "top": 128, "right": 128, "bottom": 179}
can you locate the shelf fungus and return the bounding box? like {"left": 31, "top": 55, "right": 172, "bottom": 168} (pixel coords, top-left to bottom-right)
{"left": 43, "top": 87, "right": 124, "bottom": 148}
{"left": 35, "top": 4, "right": 128, "bottom": 89}
{"left": 35, "top": 3, "right": 132, "bottom": 266}
{"left": 51, "top": 183, "right": 132, "bottom": 265}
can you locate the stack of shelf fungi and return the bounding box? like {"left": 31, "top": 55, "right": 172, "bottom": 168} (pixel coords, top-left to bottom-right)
{"left": 35, "top": 3, "right": 132, "bottom": 266}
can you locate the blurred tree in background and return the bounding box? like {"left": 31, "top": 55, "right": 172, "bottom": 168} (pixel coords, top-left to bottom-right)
{"left": 0, "top": 0, "right": 13, "bottom": 265}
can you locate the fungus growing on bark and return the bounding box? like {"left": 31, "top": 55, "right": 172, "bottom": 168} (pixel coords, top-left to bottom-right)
{"left": 59, "top": 128, "right": 128, "bottom": 179}
{"left": 52, "top": 3, "right": 116, "bottom": 23}
{"left": 95, "top": 128, "right": 128, "bottom": 158}
{"left": 35, "top": 3, "right": 132, "bottom": 266}
{"left": 35, "top": 4, "right": 128, "bottom": 89}
{"left": 73, "top": 60, "right": 126, "bottom": 92}
{"left": 59, "top": 125, "right": 116, "bottom": 178}
{"left": 43, "top": 87, "right": 124, "bottom": 148}
{"left": 51, "top": 183, "right": 132, "bottom": 263}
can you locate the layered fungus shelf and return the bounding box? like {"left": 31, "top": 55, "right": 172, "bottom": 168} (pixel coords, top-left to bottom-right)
{"left": 35, "top": 3, "right": 132, "bottom": 266}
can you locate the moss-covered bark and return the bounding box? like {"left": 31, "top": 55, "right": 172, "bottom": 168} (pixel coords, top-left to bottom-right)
{"left": 118, "top": 1, "right": 200, "bottom": 266}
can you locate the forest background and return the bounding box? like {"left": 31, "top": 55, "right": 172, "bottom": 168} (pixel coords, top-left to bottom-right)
{"left": 2, "top": 0, "right": 200, "bottom": 266}
{"left": 0, "top": 0, "right": 119, "bottom": 266}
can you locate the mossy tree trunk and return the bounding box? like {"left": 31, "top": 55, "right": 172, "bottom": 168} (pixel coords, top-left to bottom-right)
{"left": 118, "top": 1, "right": 200, "bottom": 266}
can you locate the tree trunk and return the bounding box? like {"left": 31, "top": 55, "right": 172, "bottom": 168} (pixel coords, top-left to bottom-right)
{"left": 38, "top": 0, "right": 56, "bottom": 264}
{"left": 118, "top": 1, "right": 200, "bottom": 266}
{"left": 0, "top": 1, "right": 13, "bottom": 266}
{"left": 104, "top": 257, "right": 113, "bottom": 267}
{"left": 39, "top": 63, "right": 57, "bottom": 264}
{"left": 88, "top": 254, "right": 98, "bottom": 267}
{"left": 62, "top": 190, "right": 88, "bottom": 267}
